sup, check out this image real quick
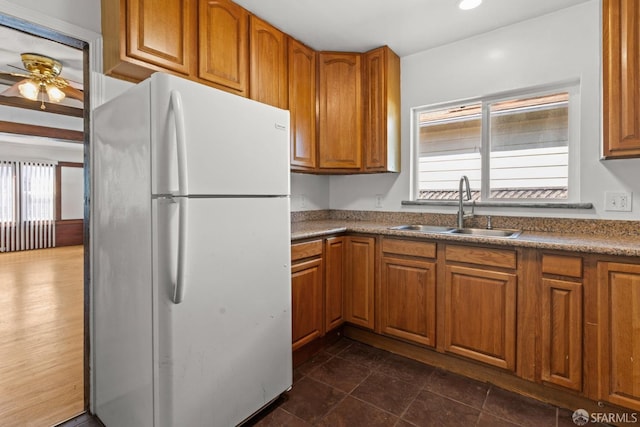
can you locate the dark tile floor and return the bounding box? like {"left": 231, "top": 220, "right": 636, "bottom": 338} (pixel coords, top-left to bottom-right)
{"left": 57, "top": 412, "right": 104, "bottom": 427}
{"left": 249, "top": 338, "right": 607, "bottom": 427}
{"left": 57, "top": 338, "right": 612, "bottom": 427}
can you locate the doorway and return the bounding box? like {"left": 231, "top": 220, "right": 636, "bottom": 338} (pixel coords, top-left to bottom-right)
{"left": 0, "top": 13, "right": 90, "bottom": 426}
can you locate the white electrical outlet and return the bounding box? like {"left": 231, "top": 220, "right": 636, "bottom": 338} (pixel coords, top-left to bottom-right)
{"left": 375, "top": 194, "right": 383, "bottom": 208}
{"left": 604, "top": 191, "right": 632, "bottom": 212}
{"left": 300, "top": 194, "right": 307, "bottom": 208}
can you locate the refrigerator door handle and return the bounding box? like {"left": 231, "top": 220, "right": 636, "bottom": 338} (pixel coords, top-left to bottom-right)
{"left": 170, "top": 90, "right": 189, "bottom": 196}
{"left": 173, "top": 197, "right": 188, "bottom": 304}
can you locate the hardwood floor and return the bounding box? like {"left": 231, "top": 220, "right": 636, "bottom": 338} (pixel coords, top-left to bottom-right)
{"left": 0, "top": 245, "right": 84, "bottom": 427}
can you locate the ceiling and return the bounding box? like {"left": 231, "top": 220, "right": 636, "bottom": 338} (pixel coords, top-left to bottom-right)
{"left": 234, "top": 0, "right": 592, "bottom": 57}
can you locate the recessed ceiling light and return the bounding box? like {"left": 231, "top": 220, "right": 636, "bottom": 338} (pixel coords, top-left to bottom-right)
{"left": 459, "top": 0, "right": 482, "bottom": 10}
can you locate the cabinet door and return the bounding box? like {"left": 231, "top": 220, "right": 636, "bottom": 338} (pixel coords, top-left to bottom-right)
{"left": 541, "top": 278, "right": 583, "bottom": 391}
{"left": 289, "top": 39, "right": 317, "bottom": 170}
{"left": 444, "top": 265, "right": 517, "bottom": 371}
{"left": 249, "top": 15, "right": 288, "bottom": 109}
{"left": 363, "top": 46, "right": 400, "bottom": 172}
{"left": 603, "top": 0, "right": 640, "bottom": 158}
{"left": 318, "top": 52, "right": 362, "bottom": 170}
{"left": 380, "top": 256, "right": 436, "bottom": 347}
{"left": 325, "top": 237, "right": 345, "bottom": 332}
{"left": 597, "top": 262, "right": 640, "bottom": 410}
{"left": 291, "top": 257, "right": 323, "bottom": 350}
{"left": 109, "top": 0, "right": 195, "bottom": 79}
{"left": 198, "top": 0, "right": 248, "bottom": 95}
{"left": 344, "top": 236, "right": 375, "bottom": 329}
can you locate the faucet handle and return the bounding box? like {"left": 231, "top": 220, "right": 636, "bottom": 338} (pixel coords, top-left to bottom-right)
{"left": 486, "top": 215, "right": 493, "bottom": 230}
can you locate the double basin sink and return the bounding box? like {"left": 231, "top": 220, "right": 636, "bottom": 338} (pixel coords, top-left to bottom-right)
{"left": 390, "top": 224, "right": 521, "bottom": 238}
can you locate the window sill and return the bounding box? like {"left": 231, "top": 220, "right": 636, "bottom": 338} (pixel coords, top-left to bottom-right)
{"left": 402, "top": 200, "right": 594, "bottom": 209}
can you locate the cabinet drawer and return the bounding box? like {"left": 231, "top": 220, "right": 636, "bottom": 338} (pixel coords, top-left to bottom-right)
{"left": 382, "top": 238, "right": 436, "bottom": 258}
{"left": 445, "top": 245, "right": 516, "bottom": 269}
{"left": 542, "top": 254, "right": 582, "bottom": 278}
{"left": 291, "top": 240, "right": 323, "bottom": 261}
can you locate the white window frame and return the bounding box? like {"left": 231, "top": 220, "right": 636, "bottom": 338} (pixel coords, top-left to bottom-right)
{"left": 410, "top": 80, "right": 581, "bottom": 204}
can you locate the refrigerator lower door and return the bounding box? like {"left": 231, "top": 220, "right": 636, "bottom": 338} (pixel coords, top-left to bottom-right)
{"left": 153, "top": 196, "right": 292, "bottom": 427}
{"left": 94, "top": 82, "right": 154, "bottom": 427}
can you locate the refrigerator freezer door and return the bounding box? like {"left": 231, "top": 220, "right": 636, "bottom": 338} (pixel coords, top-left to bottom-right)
{"left": 152, "top": 196, "right": 292, "bottom": 427}
{"left": 150, "top": 73, "right": 290, "bottom": 197}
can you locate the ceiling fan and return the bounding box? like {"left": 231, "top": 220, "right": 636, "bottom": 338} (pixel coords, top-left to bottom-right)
{"left": 0, "top": 52, "right": 83, "bottom": 110}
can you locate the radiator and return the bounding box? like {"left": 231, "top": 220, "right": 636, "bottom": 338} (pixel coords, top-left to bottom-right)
{"left": 0, "top": 220, "right": 55, "bottom": 252}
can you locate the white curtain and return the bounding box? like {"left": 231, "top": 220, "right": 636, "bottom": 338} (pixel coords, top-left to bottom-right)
{"left": 0, "top": 160, "right": 56, "bottom": 252}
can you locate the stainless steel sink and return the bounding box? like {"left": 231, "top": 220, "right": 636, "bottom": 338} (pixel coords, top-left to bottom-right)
{"left": 390, "top": 224, "right": 455, "bottom": 233}
{"left": 449, "top": 228, "right": 522, "bottom": 238}
{"left": 390, "top": 224, "right": 522, "bottom": 238}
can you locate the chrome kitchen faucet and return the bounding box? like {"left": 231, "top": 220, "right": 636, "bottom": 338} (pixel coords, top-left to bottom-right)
{"left": 457, "top": 175, "right": 475, "bottom": 228}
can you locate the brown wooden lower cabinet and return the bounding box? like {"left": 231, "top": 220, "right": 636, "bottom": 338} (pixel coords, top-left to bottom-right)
{"left": 344, "top": 235, "right": 376, "bottom": 329}
{"left": 443, "top": 252, "right": 517, "bottom": 371}
{"left": 597, "top": 261, "right": 640, "bottom": 411}
{"left": 291, "top": 240, "right": 323, "bottom": 351}
{"left": 290, "top": 233, "right": 640, "bottom": 415}
{"left": 324, "top": 237, "right": 345, "bottom": 332}
{"left": 379, "top": 238, "right": 436, "bottom": 347}
{"left": 541, "top": 278, "right": 583, "bottom": 391}
{"left": 539, "top": 253, "right": 584, "bottom": 392}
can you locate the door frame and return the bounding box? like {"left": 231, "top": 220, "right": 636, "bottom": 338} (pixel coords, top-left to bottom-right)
{"left": 0, "top": 0, "right": 101, "bottom": 415}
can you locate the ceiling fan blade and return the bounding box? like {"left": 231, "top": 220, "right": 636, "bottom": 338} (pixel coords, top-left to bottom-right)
{"left": 7, "top": 63, "right": 29, "bottom": 73}
{"left": 65, "top": 79, "right": 83, "bottom": 90}
{"left": 0, "top": 79, "right": 25, "bottom": 97}
{"left": 0, "top": 70, "right": 30, "bottom": 79}
{"left": 62, "top": 85, "right": 83, "bottom": 101}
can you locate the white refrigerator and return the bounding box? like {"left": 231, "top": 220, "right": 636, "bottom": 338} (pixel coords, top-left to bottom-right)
{"left": 92, "top": 72, "right": 292, "bottom": 427}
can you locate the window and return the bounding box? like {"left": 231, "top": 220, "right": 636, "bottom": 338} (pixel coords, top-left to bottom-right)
{"left": 0, "top": 161, "right": 15, "bottom": 222}
{"left": 21, "top": 163, "right": 55, "bottom": 221}
{"left": 413, "top": 84, "right": 578, "bottom": 203}
{"left": 0, "top": 160, "right": 56, "bottom": 252}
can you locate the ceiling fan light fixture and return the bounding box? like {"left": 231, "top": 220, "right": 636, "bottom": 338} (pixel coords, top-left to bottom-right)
{"left": 18, "top": 80, "right": 39, "bottom": 101}
{"left": 459, "top": 0, "right": 482, "bottom": 10}
{"left": 46, "top": 84, "right": 66, "bottom": 103}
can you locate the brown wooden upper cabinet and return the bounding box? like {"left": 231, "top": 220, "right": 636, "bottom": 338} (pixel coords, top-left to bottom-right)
{"left": 318, "top": 52, "right": 363, "bottom": 170}
{"left": 603, "top": 0, "right": 640, "bottom": 158}
{"left": 289, "top": 39, "right": 317, "bottom": 171}
{"left": 101, "top": 0, "right": 401, "bottom": 173}
{"left": 363, "top": 47, "right": 401, "bottom": 172}
{"left": 314, "top": 47, "right": 401, "bottom": 174}
{"left": 249, "top": 16, "right": 288, "bottom": 109}
{"left": 102, "top": 0, "right": 197, "bottom": 81}
{"left": 198, "top": 0, "right": 249, "bottom": 96}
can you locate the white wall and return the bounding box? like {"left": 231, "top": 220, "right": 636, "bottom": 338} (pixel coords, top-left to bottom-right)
{"left": 4, "top": 0, "right": 101, "bottom": 34}
{"left": 329, "top": 0, "right": 640, "bottom": 220}
{"left": 61, "top": 166, "right": 84, "bottom": 219}
{"left": 291, "top": 173, "right": 330, "bottom": 211}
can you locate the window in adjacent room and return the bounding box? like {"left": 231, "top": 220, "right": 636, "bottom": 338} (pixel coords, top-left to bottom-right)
{"left": 0, "top": 160, "right": 56, "bottom": 251}
{"left": 413, "top": 83, "right": 579, "bottom": 203}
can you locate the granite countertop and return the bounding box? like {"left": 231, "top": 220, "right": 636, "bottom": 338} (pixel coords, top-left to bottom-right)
{"left": 291, "top": 219, "right": 640, "bottom": 257}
